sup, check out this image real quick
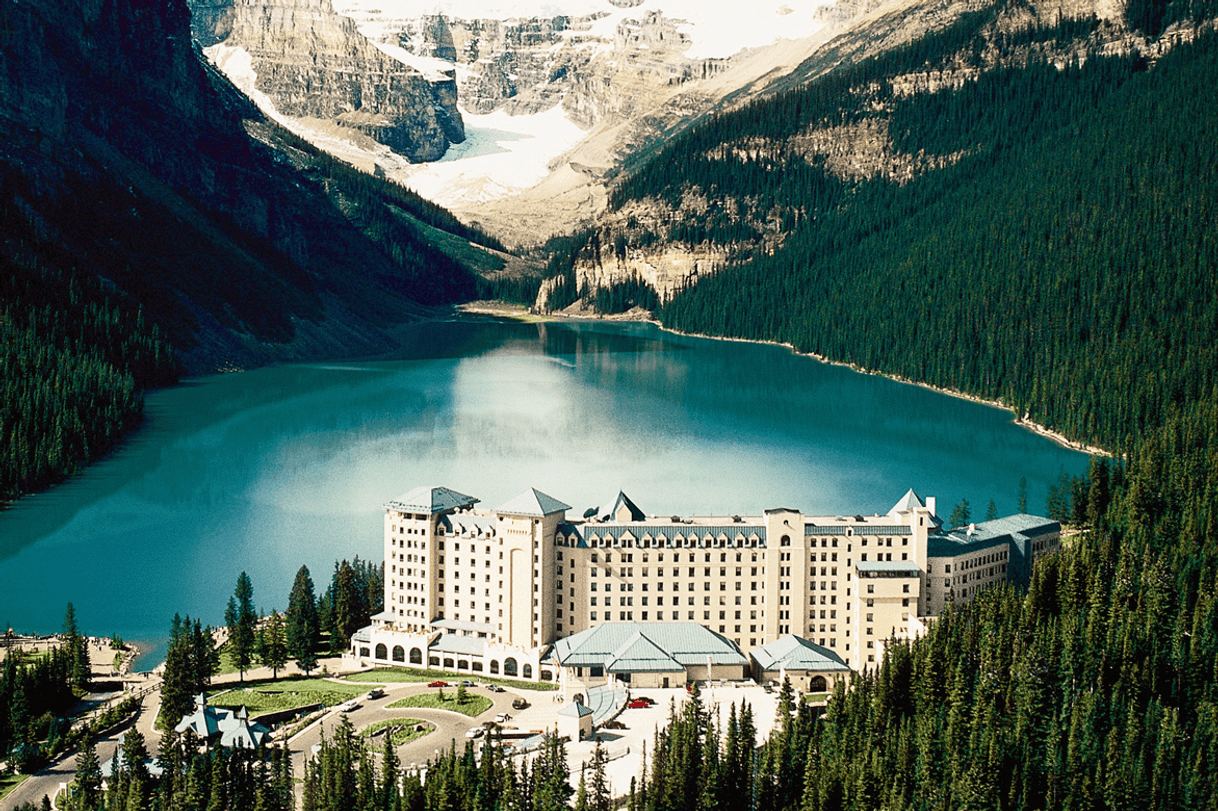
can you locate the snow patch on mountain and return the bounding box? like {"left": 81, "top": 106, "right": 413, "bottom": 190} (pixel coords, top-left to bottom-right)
{"left": 332, "top": 0, "right": 834, "bottom": 60}
{"left": 396, "top": 105, "right": 588, "bottom": 206}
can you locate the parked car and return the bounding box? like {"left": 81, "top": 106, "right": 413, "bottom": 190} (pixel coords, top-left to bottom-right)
{"left": 627, "top": 699, "right": 650, "bottom": 709}
{"left": 367, "top": 688, "right": 385, "bottom": 700}
{"left": 461, "top": 680, "right": 476, "bottom": 687}
{"left": 512, "top": 698, "right": 529, "bottom": 710}
{"left": 428, "top": 681, "right": 449, "bottom": 687}
{"left": 465, "top": 727, "right": 485, "bottom": 739}
{"left": 487, "top": 684, "right": 505, "bottom": 693}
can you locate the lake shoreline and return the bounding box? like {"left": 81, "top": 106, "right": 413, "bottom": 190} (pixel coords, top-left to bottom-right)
{"left": 458, "top": 301, "right": 1110, "bottom": 459}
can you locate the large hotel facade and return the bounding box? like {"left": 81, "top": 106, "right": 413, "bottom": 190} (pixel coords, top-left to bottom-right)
{"left": 351, "top": 484, "right": 1060, "bottom": 685}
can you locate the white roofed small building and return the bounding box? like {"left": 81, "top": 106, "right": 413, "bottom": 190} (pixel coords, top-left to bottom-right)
{"left": 174, "top": 695, "right": 269, "bottom": 749}
{"left": 557, "top": 696, "right": 595, "bottom": 741}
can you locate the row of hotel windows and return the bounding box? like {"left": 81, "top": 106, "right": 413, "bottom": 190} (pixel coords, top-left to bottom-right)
{"left": 565, "top": 532, "right": 908, "bottom": 550}
{"left": 926, "top": 549, "right": 1008, "bottom": 574}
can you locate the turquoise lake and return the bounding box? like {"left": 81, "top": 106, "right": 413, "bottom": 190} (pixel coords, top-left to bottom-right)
{"left": 0, "top": 320, "right": 1089, "bottom": 664}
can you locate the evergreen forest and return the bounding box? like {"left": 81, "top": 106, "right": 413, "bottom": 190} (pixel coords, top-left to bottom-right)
{"left": 566, "top": 4, "right": 1218, "bottom": 810}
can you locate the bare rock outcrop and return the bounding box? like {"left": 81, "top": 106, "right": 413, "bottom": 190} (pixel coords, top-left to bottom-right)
{"left": 188, "top": 0, "right": 464, "bottom": 161}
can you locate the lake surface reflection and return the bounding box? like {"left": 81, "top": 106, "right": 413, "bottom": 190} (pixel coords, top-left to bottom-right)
{"left": 0, "top": 320, "right": 1089, "bottom": 662}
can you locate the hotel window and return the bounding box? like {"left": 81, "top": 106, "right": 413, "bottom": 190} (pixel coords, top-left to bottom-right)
{"left": 591, "top": 612, "right": 597, "bottom": 621}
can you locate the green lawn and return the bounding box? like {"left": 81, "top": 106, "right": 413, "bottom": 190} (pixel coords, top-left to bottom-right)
{"left": 359, "top": 718, "right": 433, "bottom": 746}
{"left": 388, "top": 691, "right": 493, "bottom": 718}
{"left": 0, "top": 774, "right": 27, "bottom": 802}
{"left": 210, "top": 677, "right": 372, "bottom": 718}
{"left": 344, "top": 667, "right": 558, "bottom": 691}
{"left": 801, "top": 692, "right": 832, "bottom": 704}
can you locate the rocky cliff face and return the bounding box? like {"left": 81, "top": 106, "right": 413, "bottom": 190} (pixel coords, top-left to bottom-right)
{"left": 188, "top": 0, "right": 464, "bottom": 161}
{"left": 383, "top": 9, "right": 730, "bottom": 127}
{"left": 0, "top": 0, "right": 483, "bottom": 373}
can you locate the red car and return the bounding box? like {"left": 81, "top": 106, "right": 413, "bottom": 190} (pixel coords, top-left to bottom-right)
{"left": 428, "top": 681, "right": 449, "bottom": 687}
{"left": 627, "top": 699, "right": 650, "bottom": 709}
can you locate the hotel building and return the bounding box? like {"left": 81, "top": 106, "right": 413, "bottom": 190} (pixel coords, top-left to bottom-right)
{"left": 352, "top": 484, "right": 1060, "bottom": 682}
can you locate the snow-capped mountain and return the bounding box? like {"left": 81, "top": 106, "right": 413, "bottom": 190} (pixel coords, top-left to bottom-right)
{"left": 192, "top": 0, "right": 858, "bottom": 243}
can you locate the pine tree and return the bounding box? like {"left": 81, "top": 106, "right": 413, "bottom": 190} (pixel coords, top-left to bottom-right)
{"left": 589, "top": 737, "right": 611, "bottom": 811}
{"left": 62, "top": 602, "right": 89, "bottom": 689}
{"left": 949, "top": 500, "right": 972, "bottom": 527}
{"left": 287, "top": 565, "right": 321, "bottom": 667}
{"left": 227, "top": 572, "right": 257, "bottom": 682}
{"left": 74, "top": 737, "right": 104, "bottom": 811}
{"left": 1018, "top": 477, "right": 1029, "bottom": 514}
{"left": 259, "top": 610, "right": 289, "bottom": 680}
{"left": 986, "top": 500, "right": 999, "bottom": 521}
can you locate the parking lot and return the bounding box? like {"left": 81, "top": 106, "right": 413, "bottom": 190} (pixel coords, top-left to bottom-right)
{"left": 290, "top": 679, "right": 781, "bottom": 800}
{"left": 508, "top": 683, "right": 781, "bottom": 797}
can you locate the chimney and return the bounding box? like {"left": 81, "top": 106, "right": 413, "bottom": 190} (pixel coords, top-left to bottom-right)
{"left": 968, "top": 523, "right": 976, "bottom": 535}
{"left": 927, "top": 496, "right": 937, "bottom": 517}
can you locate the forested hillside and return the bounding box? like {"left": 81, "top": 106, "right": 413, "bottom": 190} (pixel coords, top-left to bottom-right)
{"left": 0, "top": 0, "right": 525, "bottom": 505}
{"left": 569, "top": 1, "right": 1218, "bottom": 809}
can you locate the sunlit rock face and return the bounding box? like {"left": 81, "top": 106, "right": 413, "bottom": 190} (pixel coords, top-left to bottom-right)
{"left": 187, "top": 0, "right": 464, "bottom": 161}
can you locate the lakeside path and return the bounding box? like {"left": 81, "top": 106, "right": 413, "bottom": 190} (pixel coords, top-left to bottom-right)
{"left": 4, "top": 674, "right": 162, "bottom": 811}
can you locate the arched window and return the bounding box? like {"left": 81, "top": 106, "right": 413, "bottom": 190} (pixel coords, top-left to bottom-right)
{"left": 809, "top": 675, "right": 828, "bottom": 693}
{"left": 523, "top": 664, "right": 533, "bottom": 679}
{"left": 504, "top": 658, "right": 518, "bottom": 677}
{"left": 490, "top": 660, "right": 500, "bottom": 674}
{"left": 429, "top": 656, "right": 440, "bottom": 667}
{"left": 444, "top": 658, "right": 455, "bottom": 669}
{"left": 410, "top": 647, "right": 423, "bottom": 665}
{"left": 473, "top": 661, "right": 484, "bottom": 672}
{"left": 457, "top": 660, "right": 469, "bottom": 670}
{"left": 375, "top": 643, "right": 388, "bottom": 660}
{"left": 392, "top": 645, "right": 405, "bottom": 662}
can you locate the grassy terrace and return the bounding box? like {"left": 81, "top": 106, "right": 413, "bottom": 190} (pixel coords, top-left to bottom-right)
{"left": 388, "top": 691, "right": 493, "bottom": 718}
{"left": 359, "top": 718, "right": 433, "bottom": 746}
{"left": 344, "top": 667, "right": 558, "bottom": 691}
{"left": 0, "top": 774, "right": 27, "bottom": 803}
{"left": 210, "top": 677, "right": 371, "bottom": 718}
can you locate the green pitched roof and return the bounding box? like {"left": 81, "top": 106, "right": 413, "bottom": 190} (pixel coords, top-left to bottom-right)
{"left": 387, "top": 486, "right": 478, "bottom": 514}
{"left": 751, "top": 634, "right": 850, "bottom": 672}
{"left": 605, "top": 632, "right": 684, "bottom": 673}
{"left": 559, "top": 701, "right": 594, "bottom": 717}
{"left": 553, "top": 622, "right": 746, "bottom": 670}
{"left": 496, "top": 488, "right": 571, "bottom": 517}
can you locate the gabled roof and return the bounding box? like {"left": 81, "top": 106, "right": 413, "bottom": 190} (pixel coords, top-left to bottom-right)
{"left": 496, "top": 488, "right": 571, "bottom": 517}
{"left": 174, "top": 695, "right": 268, "bottom": 749}
{"left": 605, "top": 631, "right": 684, "bottom": 673}
{"left": 888, "top": 488, "right": 925, "bottom": 516}
{"left": 553, "top": 622, "right": 746, "bottom": 670}
{"left": 751, "top": 634, "right": 850, "bottom": 672}
{"left": 387, "top": 486, "right": 478, "bottom": 515}
{"left": 596, "top": 491, "right": 645, "bottom": 522}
